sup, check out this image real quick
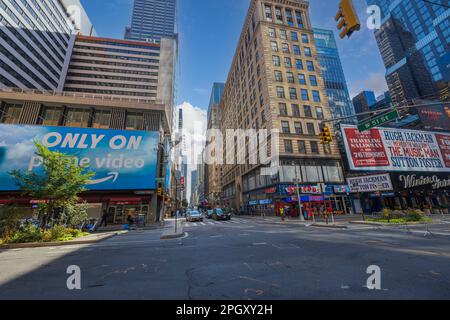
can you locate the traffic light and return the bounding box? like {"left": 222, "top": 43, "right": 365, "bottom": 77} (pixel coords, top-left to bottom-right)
{"left": 335, "top": 0, "right": 361, "bottom": 39}
{"left": 320, "top": 125, "right": 333, "bottom": 145}
{"left": 157, "top": 188, "right": 163, "bottom": 196}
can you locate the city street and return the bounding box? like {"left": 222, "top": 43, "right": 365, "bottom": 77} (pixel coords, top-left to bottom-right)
{"left": 1, "top": 217, "right": 450, "bottom": 300}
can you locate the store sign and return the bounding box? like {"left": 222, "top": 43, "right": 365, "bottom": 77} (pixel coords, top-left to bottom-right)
{"left": 333, "top": 185, "right": 350, "bottom": 193}
{"left": 285, "top": 185, "right": 322, "bottom": 195}
{"left": 249, "top": 200, "right": 258, "bottom": 205}
{"left": 341, "top": 125, "right": 450, "bottom": 173}
{"left": 259, "top": 199, "right": 273, "bottom": 205}
{"left": 265, "top": 187, "right": 277, "bottom": 194}
{"left": 415, "top": 101, "right": 450, "bottom": 131}
{"left": 0, "top": 124, "right": 159, "bottom": 191}
{"left": 347, "top": 174, "right": 393, "bottom": 193}
{"left": 393, "top": 173, "right": 450, "bottom": 191}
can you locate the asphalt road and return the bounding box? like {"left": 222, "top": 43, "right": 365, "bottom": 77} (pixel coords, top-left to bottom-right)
{"left": 1, "top": 217, "right": 450, "bottom": 300}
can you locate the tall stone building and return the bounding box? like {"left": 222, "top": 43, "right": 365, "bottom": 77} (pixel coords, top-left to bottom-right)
{"left": 220, "top": 0, "right": 349, "bottom": 215}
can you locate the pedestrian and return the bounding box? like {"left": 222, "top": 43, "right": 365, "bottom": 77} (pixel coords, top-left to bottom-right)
{"left": 127, "top": 214, "right": 134, "bottom": 227}
{"left": 280, "top": 207, "right": 285, "bottom": 221}
{"left": 100, "top": 209, "right": 108, "bottom": 227}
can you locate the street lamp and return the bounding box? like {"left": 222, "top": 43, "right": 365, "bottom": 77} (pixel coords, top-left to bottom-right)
{"left": 293, "top": 164, "right": 305, "bottom": 222}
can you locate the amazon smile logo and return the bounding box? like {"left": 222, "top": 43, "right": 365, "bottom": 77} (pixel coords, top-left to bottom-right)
{"left": 86, "top": 172, "right": 119, "bottom": 185}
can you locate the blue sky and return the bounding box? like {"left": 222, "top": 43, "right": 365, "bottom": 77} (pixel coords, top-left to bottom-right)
{"left": 81, "top": 0, "right": 388, "bottom": 111}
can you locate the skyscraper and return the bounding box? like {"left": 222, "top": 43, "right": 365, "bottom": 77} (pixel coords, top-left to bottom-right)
{"left": 366, "top": 0, "right": 449, "bottom": 108}
{"left": 313, "top": 28, "right": 355, "bottom": 124}
{"left": 352, "top": 91, "right": 377, "bottom": 121}
{"left": 220, "top": 0, "right": 347, "bottom": 213}
{"left": 125, "top": 0, "right": 176, "bottom": 43}
{"left": 0, "top": 0, "right": 95, "bottom": 90}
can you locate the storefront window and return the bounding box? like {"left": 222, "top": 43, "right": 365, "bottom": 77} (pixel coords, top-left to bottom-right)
{"left": 92, "top": 110, "right": 111, "bottom": 128}
{"left": 323, "top": 165, "right": 343, "bottom": 183}
{"left": 66, "top": 108, "right": 90, "bottom": 127}
{"left": 1, "top": 103, "right": 22, "bottom": 124}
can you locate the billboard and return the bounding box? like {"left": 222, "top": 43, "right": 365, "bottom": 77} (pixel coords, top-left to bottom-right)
{"left": 347, "top": 174, "right": 393, "bottom": 193}
{"left": 341, "top": 125, "right": 450, "bottom": 173}
{"left": 0, "top": 124, "right": 159, "bottom": 191}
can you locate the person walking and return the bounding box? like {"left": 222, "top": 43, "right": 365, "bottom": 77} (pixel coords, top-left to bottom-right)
{"left": 100, "top": 209, "right": 108, "bottom": 227}
{"left": 280, "top": 207, "right": 285, "bottom": 221}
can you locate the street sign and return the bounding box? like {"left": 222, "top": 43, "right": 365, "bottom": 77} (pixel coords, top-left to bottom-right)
{"left": 357, "top": 109, "right": 399, "bottom": 132}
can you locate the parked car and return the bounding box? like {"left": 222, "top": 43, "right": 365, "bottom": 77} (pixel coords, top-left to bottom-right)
{"left": 206, "top": 209, "right": 214, "bottom": 219}
{"left": 212, "top": 208, "right": 231, "bottom": 221}
{"left": 186, "top": 210, "right": 203, "bottom": 222}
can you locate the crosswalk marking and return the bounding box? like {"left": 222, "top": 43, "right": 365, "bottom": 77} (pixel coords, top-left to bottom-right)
{"left": 184, "top": 218, "right": 249, "bottom": 228}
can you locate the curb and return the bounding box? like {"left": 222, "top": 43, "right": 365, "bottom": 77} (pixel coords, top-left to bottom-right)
{"left": 349, "top": 221, "right": 385, "bottom": 226}
{"left": 0, "top": 231, "right": 126, "bottom": 250}
{"left": 309, "top": 223, "right": 348, "bottom": 229}
{"left": 160, "top": 232, "right": 186, "bottom": 240}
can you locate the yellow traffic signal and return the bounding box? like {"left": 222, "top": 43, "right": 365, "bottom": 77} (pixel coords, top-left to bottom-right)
{"left": 335, "top": 0, "right": 361, "bottom": 39}
{"left": 157, "top": 188, "right": 163, "bottom": 196}
{"left": 320, "top": 125, "right": 333, "bottom": 145}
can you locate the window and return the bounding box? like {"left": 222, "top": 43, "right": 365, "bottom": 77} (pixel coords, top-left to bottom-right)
{"left": 268, "top": 27, "right": 276, "bottom": 38}
{"left": 66, "top": 108, "right": 90, "bottom": 127}
{"left": 294, "top": 122, "right": 303, "bottom": 134}
{"left": 282, "top": 43, "right": 290, "bottom": 53}
{"left": 126, "top": 112, "right": 144, "bottom": 130}
{"left": 298, "top": 73, "right": 306, "bottom": 85}
{"left": 284, "top": 57, "right": 292, "bottom": 68}
{"left": 301, "top": 89, "right": 309, "bottom": 101}
{"left": 289, "top": 88, "right": 297, "bottom": 100}
{"left": 280, "top": 30, "right": 287, "bottom": 40}
{"left": 323, "top": 165, "right": 344, "bottom": 182}
{"left": 306, "top": 61, "right": 315, "bottom": 71}
{"left": 265, "top": 5, "right": 272, "bottom": 21}
{"left": 41, "top": 106, "right": 62, "bottom": 126}
{"left": 281, "top": 121, "right": 290, "bottom": 133}
{"left": 286, "top": 72, "right": 294, "bottom": 83}
{"left": 284, "top": 140, "right": 293, "bottom": 153}
{"left": 291, "top": 31, "right": 298, "bottom": 41}
{"left": 306, "top": 123, "right": 316, "bottom": 135}
{"left": 286, "top": 9, "right": 294, "bottom": 26}
{"left": 304, "top": 47, "right": 312, "bottom": 57}
{"left": 273, "top": 55, "right": 281, "bottom": 66}
{"left": 309, "top": 75, "right": 318, "bottom": 86}
{"left": 279, "top": 103, "right": 288, "bottom": 116}
{"left": 275, "top": 7, "right": 283, "bottom": 22}
{"left": 92, "top": 110, "right": 111, "bottom": 128}
{"left": 312, "top": 90, "right": 321, "bottom": 102}
{"left": 310, "top": 141, "right": 319, "bottom": 154}
{"left": 296, "top": 11, "right": 304, "bottom": 28}
{"left": 296, "top": 59, "right": 304, "bottom": 70}
{"left": 301, "top": 34, "right": 309, "bottom": 43}
{"left": 298, "top": 140, "right": 306, "bottom": 153}
{"left": 315, "top": 106, "right": 324, "bottom": 120}
{"left": 277, "top": 87, "right": 285, "bottom": 98}
{"left": 271, "top": 41, "right": 278, "bottom": 52}
{"left": 304, "top": 105, "right": 312, "bottom": 117}
{"left": 1, "top": 103, "right": 22, "bottom": 124}
{"left": 293, "top": 45, "right": 301, "bottom": 55}
{"left": 274, "top": 70, "right": 283, "bottom": 82}
{"left": 292, "top": 104, "right": 300, "bottom": 117}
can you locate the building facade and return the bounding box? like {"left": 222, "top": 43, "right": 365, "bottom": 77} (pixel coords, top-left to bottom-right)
{"left": 313, "top": 28, "right": 355, "bottom": 124}
{"left": 124, "top": 0, "right": 176, "bottom": 43}
{"left": 0, "top": 88, "right": 167, "bottom": 224}
{"left": 366, "top": 0, "right": 449, "bottom": 108}
{"left": 220, "top": 0, "right": 349, "bottom": 217}
{"left": 205, "top": 82, "right": 225, "bottom": 206}
{"left": 0, "top": 0, "right": 95, "bottom": 91}
{"left": 352, "top": 91, "right": 377, "bottom": 121}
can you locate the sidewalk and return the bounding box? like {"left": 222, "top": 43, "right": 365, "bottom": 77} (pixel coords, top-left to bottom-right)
{"left": 160, "top": 218, "right": 185, "bottom": 240}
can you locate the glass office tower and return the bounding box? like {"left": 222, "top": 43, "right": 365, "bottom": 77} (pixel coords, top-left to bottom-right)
{"left": 125, "top": 0, "right": 176, "bottom": 43}
{"left": 366, "top": 0, "right": 449, "bottom": 107}
{"left": 313, "top": 28, "right": 356, "bottom": 124}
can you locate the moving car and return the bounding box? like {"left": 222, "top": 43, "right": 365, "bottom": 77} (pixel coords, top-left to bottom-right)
{"left": 212, "top": 208, "right": 231, "bottom": 221}
{"left": 186, "top": 210, "right": 203, "bottom": 222}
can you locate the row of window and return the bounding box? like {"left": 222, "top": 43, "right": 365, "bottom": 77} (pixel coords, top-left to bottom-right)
{"left": 275, "top": 71, "right": 318, "bottom": 86}
{"left": 272, "top": 55, "right": 315, "bottom": 71}
{"left": 0, "top": 104, "right": 148, "bottom": 131}
{"left": 268, "top": 28, "right": 309, "bottom": 44}
{"left": 270, "top": 41, "right": 312, "bottom": 57}
{"left": 276, "top": 87, "right": 322, "bottom": 102}
{"left": 283, "top": 139, "right": 331, "bottom": 155}
{"left": 279, "top": 103, "right": 324, "bottom": 119}
{"left": 264, "top": 4, "right": 305, "bottom": 28}
{"left": 281, "top": 120, "right": 321, "bottom": 136}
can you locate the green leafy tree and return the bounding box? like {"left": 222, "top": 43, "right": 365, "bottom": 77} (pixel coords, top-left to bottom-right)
{"left": 10, "top": 142, "right": 94, "bottom": 227}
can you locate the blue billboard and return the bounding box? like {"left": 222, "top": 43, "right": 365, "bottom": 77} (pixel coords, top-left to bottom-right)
{"left": 0, "top": 124, "right": 160, "bottom": 191}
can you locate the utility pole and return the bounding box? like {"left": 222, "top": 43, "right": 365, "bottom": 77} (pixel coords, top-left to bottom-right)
{"left": 294, "top": 165, "right": 305, "bottom": 221}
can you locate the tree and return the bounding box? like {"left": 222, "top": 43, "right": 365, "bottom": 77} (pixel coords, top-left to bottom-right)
{"left": 181, "top": 199, "right": 189, "bottom": 209}
{"left": 10, "top": 142, "right": 95, "bottom": 227}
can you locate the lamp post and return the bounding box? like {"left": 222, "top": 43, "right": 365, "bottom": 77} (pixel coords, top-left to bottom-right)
{"left": 294, "top": 165, "right": 305, "bottom": 222}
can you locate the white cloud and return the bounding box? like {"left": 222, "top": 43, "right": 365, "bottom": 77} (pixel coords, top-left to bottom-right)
{"left": 349, "top": 72, "right": 388, "bottom": 98}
